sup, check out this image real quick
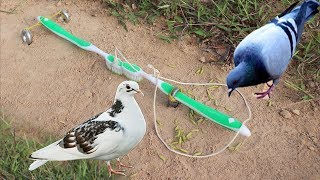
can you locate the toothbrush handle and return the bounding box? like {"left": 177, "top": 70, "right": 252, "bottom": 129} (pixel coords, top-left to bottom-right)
{"left": 143, "top": 74, "right": 251, "bottom": 137}
{"left": 38, "top": 16, "right": 91, "bottom": 48}
{"left": 38, "top": 16, "right": 109, "bottom": 57}
{"left": 164, "top": 83, "right": 250, "bottom": 137}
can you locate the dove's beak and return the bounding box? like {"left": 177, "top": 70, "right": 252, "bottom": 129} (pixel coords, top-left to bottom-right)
{"left": 228, "top": 88, "right": 234, "bottom": 97}
{"left": 135, "top": 89, "right": 144, "bottom": 96}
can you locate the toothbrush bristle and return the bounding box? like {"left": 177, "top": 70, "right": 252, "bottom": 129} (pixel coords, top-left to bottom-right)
{"left": 124, "top": 73, "right": 143, "bottom": 81}
{"left": 106, "top": 63, "right": 123, "bottom": 75}
{"left": 105, "top": 59, "right": 143, "bottom": 81}
{"left": 123, "top": 69, "right": 143, "bottom": 82}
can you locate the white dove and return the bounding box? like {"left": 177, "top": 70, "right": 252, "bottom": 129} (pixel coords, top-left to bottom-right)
{"left": 29, "top": 81, "right": 146, "bottom": 177}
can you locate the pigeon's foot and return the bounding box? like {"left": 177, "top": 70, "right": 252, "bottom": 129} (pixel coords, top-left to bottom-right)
{"left": 117, "top": 158, "right": 133, "bottom": 170}
{"left": 266, "top": 82, "right": 273, "bottom": 88}
{"left": 255, "top": 84, "right": 274, "bottom": 99}
{"left": 107, "top": 161, "right": 126, "bottom": 177}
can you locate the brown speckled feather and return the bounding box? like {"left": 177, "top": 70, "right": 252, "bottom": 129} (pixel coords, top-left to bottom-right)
{"left": 60, "top": 113, "right": 123, "bottom": 154}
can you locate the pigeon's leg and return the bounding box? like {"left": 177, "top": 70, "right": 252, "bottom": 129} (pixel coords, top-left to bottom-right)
{"left": 254, "top": 79, "right": 279, "bottom": 99}
{"left": 117, "top": 158, "right": 133, "bottom": 170}
{"left": 255, "top": 84, "right": 274, "bottom": 99}
{"left": 266, "top": 82, "right": 273, "bottom": 87}
{"left": 106, "top": 161, "right": 126, "bottom": 177}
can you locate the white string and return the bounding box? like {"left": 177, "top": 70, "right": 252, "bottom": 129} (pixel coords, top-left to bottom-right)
{"left": 149, "top": 66, "right": 252, "bottom": 158}
{"left": 114, "top": 48, "right": 252, "bottom": 158}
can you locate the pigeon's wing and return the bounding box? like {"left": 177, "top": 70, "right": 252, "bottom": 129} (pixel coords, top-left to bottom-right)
{"left": 235, "top": 17, "right": 299, "bottom": 79}
{"left": 259, "top": 23, "right": 295, "bottom": 79}
{"left": 30, "top": 112, "right": 125, "bottom": 161}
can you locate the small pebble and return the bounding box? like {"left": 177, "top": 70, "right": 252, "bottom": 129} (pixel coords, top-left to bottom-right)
{"left": 279, "top": 109, "right": 292, "bottom": 119}
{"left": 291, "top": 109, "right": 300, "bottom": 116}
{"left": 199, "top": 56, "right": 206, "bottom": 63}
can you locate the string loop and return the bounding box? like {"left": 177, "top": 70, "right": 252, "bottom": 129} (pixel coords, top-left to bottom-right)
{"left": 115, "top": 48, "right": 252, "bottom": 158}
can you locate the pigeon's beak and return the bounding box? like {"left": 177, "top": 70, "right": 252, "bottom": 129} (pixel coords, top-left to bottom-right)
{"left": 228, "top": 88, "right": 234, "bottom": 97}
{"left": 135, "top": 89, "right": 144, "bottom": 96}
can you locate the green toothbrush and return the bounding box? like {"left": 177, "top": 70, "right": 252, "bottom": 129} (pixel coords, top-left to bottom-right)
{"left": 37, "top": 16, "right": 251, "bottom": 137}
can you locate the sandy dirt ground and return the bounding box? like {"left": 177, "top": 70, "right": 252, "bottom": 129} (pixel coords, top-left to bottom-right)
{"left": 0, "top": 0, "right": 319, "bottom": 179}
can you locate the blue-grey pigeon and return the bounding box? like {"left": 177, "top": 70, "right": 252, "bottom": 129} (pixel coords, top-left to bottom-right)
{"left": 226, "top": 0, "right": 319, "bottom": 98}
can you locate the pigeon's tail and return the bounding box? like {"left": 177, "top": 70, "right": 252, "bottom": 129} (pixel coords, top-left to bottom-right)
{"left": 303, "top": 0, "right": 320, "bottom": 21}
{"left": 274, "top": 1, "right": 319, "bottom": 22}
{"left": 29, "top": 160, "right": 48, "bottom": 171}
{"left": 29, "top": 139, "right": 88, "bottom": 162}
{"left": 294, "top": 0, "right": 319, "bottom": 41}
{"left": 295, "top": 0, "right": 320, "bottom": 23}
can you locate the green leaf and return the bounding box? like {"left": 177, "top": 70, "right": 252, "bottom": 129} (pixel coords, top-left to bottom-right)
{"left": 174, "top": 16, "right": 183, "bottom": 23}
{"left": 157, "top": 34, "right": 172, "bottom": 43}
{"left": 194, "top": 29, "right": 206, "bottom": 37}
{"left": 216, "top": 25, "right": 231, "bottom": 32}
{"left": 302, "top": 95, "right": 312, "bottom": 100}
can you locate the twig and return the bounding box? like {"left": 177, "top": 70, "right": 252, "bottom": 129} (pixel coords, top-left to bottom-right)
{"left": 174, "top": 22, "right": 218, "bottom": 28}
{"left": 0, "top": 0, "right": 24, "bottom": 14}
{"left": 0, "top": 9, "right": 15, "bottom": 14}
{"left": 284, "top": 80, "right": 315, "bottom": 99}
{"left": 178, "top": 6, "right": 189, "bottom": 39}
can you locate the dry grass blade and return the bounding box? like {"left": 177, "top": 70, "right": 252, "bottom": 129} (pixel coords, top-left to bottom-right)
{"left": 193, "top": 151, "right": 202, "bottom": 156}
{"left": 157, "top": 153, "right": 167, "bottom": 162}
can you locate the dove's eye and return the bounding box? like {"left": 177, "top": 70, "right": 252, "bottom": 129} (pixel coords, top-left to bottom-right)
{"left": 233, "top": 80, "right": 238, "bottom": 85}
{"left": 126, "top": 85, "right": 131, "bottom": 89}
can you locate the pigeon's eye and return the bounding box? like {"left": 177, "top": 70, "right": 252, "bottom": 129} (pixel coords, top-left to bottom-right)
{"left": 126, "top": 85, "right": 131, "bottom": 89}
{"left": 233, "top": 80, "right": 238, "bottom": 85}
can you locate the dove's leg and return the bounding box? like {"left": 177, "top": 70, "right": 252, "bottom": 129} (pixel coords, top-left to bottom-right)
{"left": 106, "top": 161, "right": 126, "bottom": 177}
{"left": 255, "top": 85, "right": 274, "bottom": 99}
{"left": 254, "top": 79, "right": 279, "bottom": 99}
{"left": 117, "top": 158, "right": 133, "bottom": 169}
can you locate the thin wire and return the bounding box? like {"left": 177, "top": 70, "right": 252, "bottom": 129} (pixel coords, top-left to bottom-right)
{"left": 25, "top": 23, "right": 42, "bottom": 30}
{"left": 25, "top": 10, "right": 62, "bottom": 30}
{"left": 115, "top": 48, "right": 252, "bottom": 158}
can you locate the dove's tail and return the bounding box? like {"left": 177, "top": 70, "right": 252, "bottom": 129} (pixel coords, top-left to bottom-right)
{"left": 277, "top": 0, "right": 319, "bottom": 20}
{"left": 295, "top": 0, "right": 320, "bottom": 23}
{"left": 29, "top": 160, "right": 48, "bottom": 171}
{"left": 303, "top": 0, "right": 320, "bottom": 21}
{"left": 293, "top": 0, "right": 319, "bottom": 41}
